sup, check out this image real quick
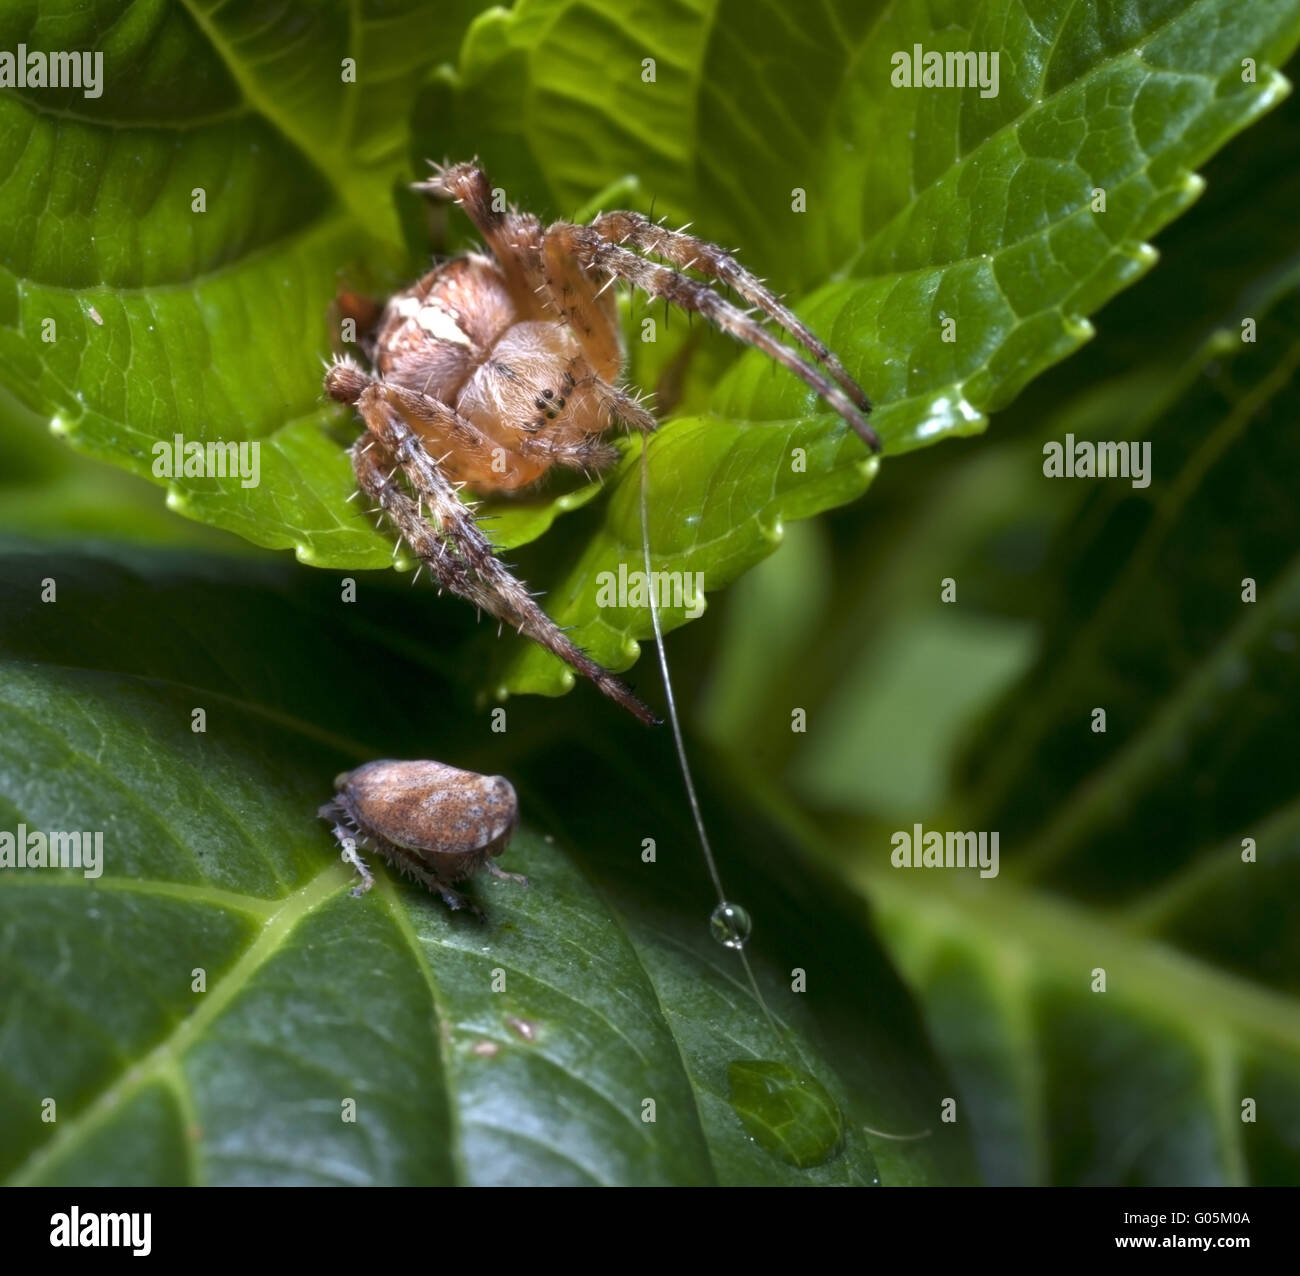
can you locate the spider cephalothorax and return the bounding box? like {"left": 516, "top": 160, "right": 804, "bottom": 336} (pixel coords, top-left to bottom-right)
{"left": 326, "top": 160, "right": 878, "bottom": 723}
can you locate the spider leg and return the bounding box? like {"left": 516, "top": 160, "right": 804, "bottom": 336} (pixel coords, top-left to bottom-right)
{"left": 540, "top": 233, "right": 624, "bottom": 381}
{"left": 333, "top": 357, "right": 598, "bottom": 486}
{"left": 592, "top": 380, "right": 657, "bottom": 434}
{"left": 350, "top": 387, "right": 658, "bottom": 725}
{"left": 554, "top": 366, "right": 656, "bottom": 436}
{"left": 554, "top": 224, "right": 881, "bottom": 453}
{"left": 535, "top": 234, "right": 663, "bottom": 439}
{"left": 415, "top": 160, "right": 550, "bottom": 319}
{"left": 381, "top": 370, "right": 627, "bottom": 477}
{"left": 361, "top": 372, "right": 535, "bottom": 488}
{"left": 326, "top": 354, "right": 375, "bottom": 405}
{"left": 591, "top": 210, "right": 872, "bottom": 414}
{"left": 515, "top": 429, "right": 621, "bottom": 475}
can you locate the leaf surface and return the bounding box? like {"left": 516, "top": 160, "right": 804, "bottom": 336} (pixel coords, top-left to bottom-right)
{"left": 2, "top": 0, "right": 1297, "bottom": 701}
{"left": 0, "top": 541, "right": 970, "bottom": 1185}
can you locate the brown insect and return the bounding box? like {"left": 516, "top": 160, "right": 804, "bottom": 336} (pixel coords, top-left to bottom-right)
{"left": 326, "top": 160, "right": 878, "bottom": 723}
{"left": 318, "top": 759, "right": 525, "bottom": 910}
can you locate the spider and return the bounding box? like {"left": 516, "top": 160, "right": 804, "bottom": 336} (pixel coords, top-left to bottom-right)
{"left": 326, "top": 160, "right": 879, "bottom": 723}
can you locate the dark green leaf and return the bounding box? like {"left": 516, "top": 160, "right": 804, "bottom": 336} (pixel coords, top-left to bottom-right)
{"left": 3, "top": 0, "right": 1298, "bottom": 704}
{"left": 0, "top": 541, "right": 971, "bottom": 1185}
{"left": 713, "top": 259, "right": 1300, "bottom": 1184}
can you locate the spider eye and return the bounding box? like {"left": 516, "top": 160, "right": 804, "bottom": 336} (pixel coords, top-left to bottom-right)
{"left": 556, "top": 398, "right": 566, "bottom": 408}
{"left": 542, "top": 388, "right": 554, "bottom": 399}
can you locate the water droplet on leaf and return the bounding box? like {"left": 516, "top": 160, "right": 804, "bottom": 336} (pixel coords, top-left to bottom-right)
{"left": 727, "top": 1059, "right": 843, "bottom": 1168}
{"left": 709, "top": 901, "right": 751, "bottom": 949}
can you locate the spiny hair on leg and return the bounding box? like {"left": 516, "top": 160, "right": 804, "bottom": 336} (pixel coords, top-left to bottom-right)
{"left": 350, "top": 416, "right": 657, "bottom": 724}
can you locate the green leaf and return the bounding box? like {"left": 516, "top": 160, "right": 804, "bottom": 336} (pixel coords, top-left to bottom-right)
{"left": 727, "top": 1059, "right": 845, "bottom": 1169}
{"left": 0, "top": 0, "right": 488, "bottom": 569}
{"left": 431, "top": 0, "right": 1300, "bottom": 696}
{"left": 0, "top": 387, "right": 244, "bottom": 548}
{"left": 717, "top": 256, "right": 1300, "bottom": 1184}
{"left": 728, "top": 52, "right": 1300, "bottom": 819}
{"left": 3, "top": 0, "right": 1299, "bottom": 707}
{"left": 0, "top": 540, "right": 971, "bottom": 1186}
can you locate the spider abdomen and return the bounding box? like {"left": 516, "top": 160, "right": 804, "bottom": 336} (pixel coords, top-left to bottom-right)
{"left": 375, "top": 253, "right": 515, "bottom": 403}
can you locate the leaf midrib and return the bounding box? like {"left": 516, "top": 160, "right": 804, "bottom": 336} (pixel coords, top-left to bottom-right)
{"left": 862, "top": 837, "right": 1300, "bottom": 1056}
{"left": 8, "top": 864, "right": 349, "bottom": 1185}
{"left": 175, "top": 0, "right": 367, "bottom": 233}
{"left": 1014, "top": 548, "right": 1300, "bottom": 882}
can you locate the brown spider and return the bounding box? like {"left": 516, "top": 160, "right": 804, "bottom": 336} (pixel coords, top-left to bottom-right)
{"left": 326, "top": 160, "right": 878, "bottom": 723}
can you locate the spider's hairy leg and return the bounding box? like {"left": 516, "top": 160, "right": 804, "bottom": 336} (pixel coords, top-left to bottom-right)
{"left": 368, "top": 371, "right": 625, "bottom": 479}
{"left": 587, "top": 376, "right": 658, "bottom": 434}
{"left": 536, "top": 237, "right": 659, "bottom": 435}
{"left": 591, "top": 210, "right": 872, "bottom": 414}
{"left": 356, "top": 373, "right": 546, "bottom": 490}
{"left": 557, "top": 225, "right": 882, "bottom": 454}
{"left": 332, "top": 358, "right": 596, "bottom": 487}
{"left": 414, "top": 159, "right": 496, "bottom": 215}
{"left": 325, "top": 354, "right": 373, "bottom": 405}
{"left": 540, "top": 233, "right": 625, "bottom": 382}
{"left": 351, "top": 388, "right": 658, "bottom": 726}
{"left": 514, "top": 428, "right": 621, "bottom": 475}
{"left": 414, "top": 160, "right": 550, "bottom": 318}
